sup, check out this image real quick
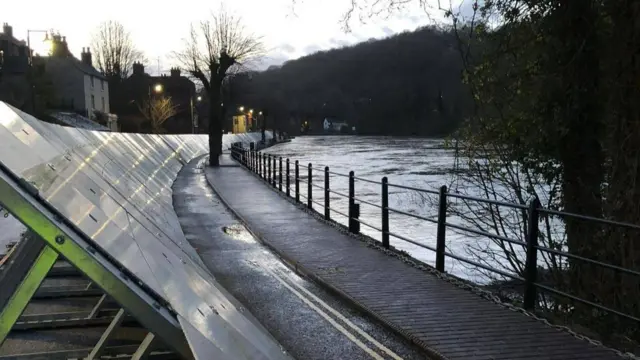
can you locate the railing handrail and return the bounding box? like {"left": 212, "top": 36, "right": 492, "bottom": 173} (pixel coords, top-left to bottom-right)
{"left": 236, "top": 146, "right": 640, "bottom": 229}
{"left": 230, "top": 145, "right": 640, "bottom": 326}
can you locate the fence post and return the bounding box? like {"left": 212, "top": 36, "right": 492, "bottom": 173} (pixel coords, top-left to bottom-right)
{"left": 272, "top": 156, "right": 277, "bottom": 188}
{"left": 381, "top": 177, "right": 390, "bottom": 248}
{"left": 324, "top": 167, "right": 330, "bottom": 220}
{"left": 348, "top": 171, "right": 356, "bottom": 233}
{"left": 308, "top": 163, "right": 313, "bottom": 209}
{"left": 436, "top": 185, "right": 448, "bottom": 272}
{"left": 523, "top": 198, "right": 540, "bottom": 311}
{"left": 295, "top": 161, "right": 300, "bottom": 203}
{"left": 286, "top": 159, "right": 290, "bottom": 196}
{"left": 267, "top": 155, "right": 271, "bottom": 183}
{"left": 279, "top": 157, "right": 283, "bottom": 191}
{"left": 261, "top": 153, "right": 265, "bottom": 178}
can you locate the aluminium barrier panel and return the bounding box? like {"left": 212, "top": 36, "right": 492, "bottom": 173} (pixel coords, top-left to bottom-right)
{"left": 0, "top": 102, "right": 288, "bottom": 360}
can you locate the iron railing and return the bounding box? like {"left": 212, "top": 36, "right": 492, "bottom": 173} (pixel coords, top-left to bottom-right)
{"left": 230, "top": 145, "right": 640, "bottom": 327}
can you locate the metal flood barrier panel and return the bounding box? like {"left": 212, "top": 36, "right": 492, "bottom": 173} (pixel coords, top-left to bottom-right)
{"left": 0, "top": 102, "right": 287, "bottom": 360}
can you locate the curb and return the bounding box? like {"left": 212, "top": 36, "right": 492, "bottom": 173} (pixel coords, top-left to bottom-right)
{"left": 205, "top": 157, "right": 448, "bottom": 360}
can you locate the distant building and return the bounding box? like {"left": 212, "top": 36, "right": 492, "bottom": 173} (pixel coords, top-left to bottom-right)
{"left": 232, "top": 115, "right": 250, "bottom": 134}
{"left": 323, "top": 117, "right": 349, "bottom": 133}
{"left": 0, "top": 23, "right": 29, "bottom": 75}
{"left": 111, "top": 63, "right": 196, "bottom": 134}
{"left": 41, "top": 34, "right": 111, "bottom": 119}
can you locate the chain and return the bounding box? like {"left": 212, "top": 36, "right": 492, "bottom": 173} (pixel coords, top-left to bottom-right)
{"left": 241, "top": 159, "right": 639, "bottom": 359}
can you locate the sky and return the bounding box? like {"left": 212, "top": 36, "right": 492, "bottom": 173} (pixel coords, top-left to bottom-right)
{"left": 3, "top": 0, "right": 469, "bottom": 74}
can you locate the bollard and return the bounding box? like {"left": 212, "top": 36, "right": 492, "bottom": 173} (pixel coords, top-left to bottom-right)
{"left": 435, "top": 185, "right": 448, "bottom": 272}
{"left": 381, "top": 177, "right": 389, "bottom": 249}
{"left": 308, "top": 163, "right": 313, "bottom": 209}
{"left": 279, "top": 157, "right": 283, "bottom": 192}
{"left": 324, "top": 167, "right": 330, "bottom": 220}
{"left": 286, "top": 159, "right": 290, "bottom": 196}
{"left": 523, "top": 198, "right": 540, "bottom": 310}
{"left": 295, "top": 161, "right": 300, "bottom": 203}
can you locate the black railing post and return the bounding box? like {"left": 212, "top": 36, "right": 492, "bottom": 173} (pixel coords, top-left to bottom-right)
{"left": 261, "top": 153, "right": 264, "bottom": 178}
{"left": 272, "top": 156, "right": 277, "bottom": 188}
{"left": 348, "top": 171, "right": 356, "bottom": 233}
{"left": 436, "top": 185, "right": 448, "bottom": 272}
{"left": 295, "top": 161, "right": 300, "bottom": 203}
{"left": 308, "top": 163, "right": 313, "bottom": 209}
{"left": 523, "top": 198, "right": 540, "bottom": 311}
{"left": 279, "top": 157, "right": 283, "bottom": 191}
{"left": 324, "top": 167, "right": 330, "bottom": 220}
{"left": 286, "top": 159, "right": 290, "bottom": 196}
{"left": 267, "top": 155, "right": 271, "bottom": 183}
{"left": 381, "top": 177, "right": 389, "bottom": 248}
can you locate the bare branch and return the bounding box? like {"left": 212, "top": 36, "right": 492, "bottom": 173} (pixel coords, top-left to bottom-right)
{"left": 90, "top": 20, "right": 145, "bottom": 80}
{"left": 137, "top": 96, "right": 178, "bottom": 134}
{"left": 173, "top": 5, "right": 265, "bottom": 90}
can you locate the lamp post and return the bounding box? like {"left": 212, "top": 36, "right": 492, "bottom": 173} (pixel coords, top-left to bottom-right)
{"left": 26, "top": 30, "right": 50, "bottom": 64}
{"left": 191, "top": 96, "right": 202, "bottom": 134}
{"left": 145, "top": 83, "right": 163, "bottom": 120}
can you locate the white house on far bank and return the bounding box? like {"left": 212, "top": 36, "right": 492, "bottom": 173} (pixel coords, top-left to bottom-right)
{"left": 323, "top": 117, "right": 349, "bottom": 132}
{"left": 42, "top": 34, "right": 110, "bottom": 120}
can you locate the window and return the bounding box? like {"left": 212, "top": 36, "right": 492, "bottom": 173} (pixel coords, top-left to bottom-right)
{"left": 101, "top": 80, "right": 104, "bottom": 91}
{"left": 91, "top": 95, "right": 95, "bottom": 109}
{"left": 101, "top": 97, "right": 105, "bottom": 111}
{"left": 90, "top": 76, "right": 94, "bottom": 87}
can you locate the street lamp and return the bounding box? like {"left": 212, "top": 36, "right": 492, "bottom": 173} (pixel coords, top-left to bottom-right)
{"left": 191, "top": 96, "right": 201, "bottom": 134}
{"left": 239, "top": 106, "right": 245, "bottom": 112}
{"left": 154, "top": 84, "right": 163, "bottom": 93}
{"left": 26, "top": 30, "right": 50, "bottom": 64}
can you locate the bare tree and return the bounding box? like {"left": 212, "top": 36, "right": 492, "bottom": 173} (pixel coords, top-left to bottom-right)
{"left": 137, "top": 96, "right": 178, "bottom": 134}
{"left": 174, "top": 7, "right": 264, "bottom": 166}
{"left": 91, "top": 21, "right": 145, "bottom": 80}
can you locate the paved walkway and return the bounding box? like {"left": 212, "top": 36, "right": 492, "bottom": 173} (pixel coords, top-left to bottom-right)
{"left": 205, "top": 155, "right": 621, "bottom": 360}
{"left": 173, "top": 156, "right": 430, "bottom": 360}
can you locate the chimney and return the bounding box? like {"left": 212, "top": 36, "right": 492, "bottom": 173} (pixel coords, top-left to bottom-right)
{"left": 132, "top": 61, "right": 144, "bottom": 76}
{"left": 81, "top": 47, "right": 92, "bottom": 66}
{"left": 2, "top": 23, "right": 12, "bottom": 38}
{"left": 50, "top": 33, "right": 71, "bottom": 57}
{"left": 170, "top": 67, "right": 181, "bottom": 78}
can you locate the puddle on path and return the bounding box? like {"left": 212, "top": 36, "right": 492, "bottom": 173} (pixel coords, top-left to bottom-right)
{"left": 222, "top": 224, "right": 256, "bottom": 244}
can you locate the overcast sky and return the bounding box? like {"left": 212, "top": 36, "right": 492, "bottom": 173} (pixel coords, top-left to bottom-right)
{"left": 3, "top": 0, "right": 469, "bottom": 74}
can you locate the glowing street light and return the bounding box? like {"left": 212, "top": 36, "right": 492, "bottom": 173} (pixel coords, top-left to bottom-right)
{"left": 259, "top": 111, "right": 263, "bottom": 115}
{"left": 153, "top": 84, "right": 163, "bottom": 93}
{"left": 239, "top": 106, "right": 245, "bottom": 112}
{"left": 197, "top": 96, "right": 202, "bottom": 101}
{"left": 249, "top": 109, "right": 254, "bottom": 114}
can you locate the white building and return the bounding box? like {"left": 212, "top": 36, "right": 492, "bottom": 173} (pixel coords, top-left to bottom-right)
{"left": 42, "top": 35, "right": 110, "bottom": 120}
{"left": 323, "top": 118, "right": 349, "bottom": 132}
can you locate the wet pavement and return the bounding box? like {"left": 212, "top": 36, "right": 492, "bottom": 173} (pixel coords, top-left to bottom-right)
{"left": 172, "top": 155, "right": 430, "bottom": 360}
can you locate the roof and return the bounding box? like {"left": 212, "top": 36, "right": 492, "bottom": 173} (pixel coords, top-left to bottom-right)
{"left": 43, "top": 56, "right": 106, "bottom": 80}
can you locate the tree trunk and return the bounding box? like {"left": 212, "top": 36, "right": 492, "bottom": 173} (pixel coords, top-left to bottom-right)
{"left": 555, "top": 0, "right": 605, "bottom": 320}
{"left": 601, "top": 0, "right": 640, "bottom": 334}
{"left": 207, "top": 81, "right": 223, "bottom": 167}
